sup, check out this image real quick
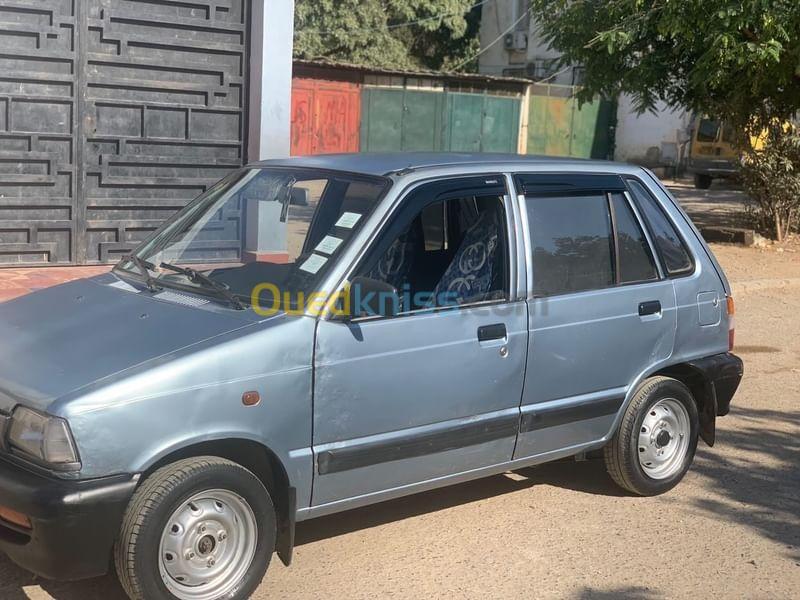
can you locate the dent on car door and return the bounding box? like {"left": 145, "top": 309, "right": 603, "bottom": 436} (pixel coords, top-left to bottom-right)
{"left": 311, "top": 176, "right": 528, "bottom": 508}
{"left": 514, "top": 174, "right": 677, "bottom": 459}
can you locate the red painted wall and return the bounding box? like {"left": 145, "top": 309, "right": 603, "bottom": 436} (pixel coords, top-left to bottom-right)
{"left": 291, "top": 79, "right": 361, "bottom": 155}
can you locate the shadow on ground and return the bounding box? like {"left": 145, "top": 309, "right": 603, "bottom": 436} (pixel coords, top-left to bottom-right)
{"left": 691, "top": 406, "right": 800, "bottom": 561}
{"left": 667, "top": 179, "right": 750, "bottom": 230}
{"left": 294, "top": 459, "right": 624, "bottom": 547}
{"left": 571, "top": 585, "right": 664, "bottom": 599}
{"left": 0, "top": 406, "right": 797, "bottom": 598}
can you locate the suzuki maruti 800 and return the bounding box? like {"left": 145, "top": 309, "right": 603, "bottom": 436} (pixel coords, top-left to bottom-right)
{"left": 0, "top": 154, "right": 743, "bottom": 599}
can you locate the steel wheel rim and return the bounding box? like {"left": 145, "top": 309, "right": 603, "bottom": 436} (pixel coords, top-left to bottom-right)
{"left": 637, "top": 398, "right": 691, "bottom": 480}
{"left": 158, "top": 489, "right": 258, "bottom": 600}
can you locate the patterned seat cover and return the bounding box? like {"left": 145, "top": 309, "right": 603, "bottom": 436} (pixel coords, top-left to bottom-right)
{"left": 432, "top": 208, "right": 501, "bottom": 306}
{"left": 367, "top": 220, "right": 422, "bottom": 292}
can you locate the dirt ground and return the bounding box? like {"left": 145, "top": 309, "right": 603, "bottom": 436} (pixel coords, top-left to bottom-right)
{"left": 665, "top": 179, "right": 750, "bottom": 230}
{"left": 1, "top": 216, "right": 799, "bottom": 599}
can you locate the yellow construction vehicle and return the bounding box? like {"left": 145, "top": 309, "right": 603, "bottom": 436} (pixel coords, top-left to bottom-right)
{"left": 687, "top": 118, "right": 739, "bottom": 189}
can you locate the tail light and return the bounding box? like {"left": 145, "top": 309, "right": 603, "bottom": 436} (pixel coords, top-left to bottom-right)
{"left": 727, "top": 295, "right": 735, "bottom": 351}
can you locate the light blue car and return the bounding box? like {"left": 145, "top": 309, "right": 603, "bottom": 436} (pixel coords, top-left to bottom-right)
{"left": 0, "top": 154, "right": 742, "bottom": 599}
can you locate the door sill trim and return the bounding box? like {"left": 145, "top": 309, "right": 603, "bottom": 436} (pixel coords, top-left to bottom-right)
{"left": 296, "top": 438, "right": 608, "bottom": 522}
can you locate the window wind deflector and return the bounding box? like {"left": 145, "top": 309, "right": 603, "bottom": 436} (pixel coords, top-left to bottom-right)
{"left": 516, "top": 173, "right": 626, "bottom": 195}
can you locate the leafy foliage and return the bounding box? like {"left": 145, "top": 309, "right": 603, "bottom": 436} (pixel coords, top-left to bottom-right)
{"left": 530, "top": 0, "right": 800, "bottom": 239}
{"left": 740, "top": 125, "right": 800, "bottom": 240}
{"left": 528, "top": 0, "right": 800, "bottom": 133}
{"left": 293, "top": 0, "right": 483, "bottom": 71}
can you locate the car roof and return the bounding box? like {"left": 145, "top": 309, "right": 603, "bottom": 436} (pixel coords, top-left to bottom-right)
{"left": 249, "top": 152, "right": 631, "bottom": 178}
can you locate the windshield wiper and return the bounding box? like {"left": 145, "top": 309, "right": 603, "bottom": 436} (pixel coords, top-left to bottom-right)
{"left": 159, "top": 262, "right": 245, "bottom": 310}
{"left": 120, "top": 254, "right": 161, "bottom": 292}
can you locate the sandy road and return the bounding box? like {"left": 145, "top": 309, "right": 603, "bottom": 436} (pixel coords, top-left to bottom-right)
{"left": 1, "top": 243, "right": 799, "bottom": 600}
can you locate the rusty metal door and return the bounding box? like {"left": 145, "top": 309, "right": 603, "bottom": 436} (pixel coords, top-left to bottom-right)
{"left": 528, "top": 86, "right": 573, "bottom": 156}
{"left": 291, "top": 79, "right": 360, "bottom": 156}
{"left": 527, "top": 84, "right": 613, "bottom": 159}
{"left": 0, "top": 0, "right": 250, "bottom": 265}
{"left": 290, "top": 82, "right": 315, "bottom": 156}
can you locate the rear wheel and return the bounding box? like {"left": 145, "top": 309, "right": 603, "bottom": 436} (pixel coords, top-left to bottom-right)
{"left": 115, "top": 457, "right": 275, "bottom": 600}
{"left": 693, "top": 173, "right": 713, "bottom": 189}
{"left": 604, "top": 377, "right": 699, "bottom": 496}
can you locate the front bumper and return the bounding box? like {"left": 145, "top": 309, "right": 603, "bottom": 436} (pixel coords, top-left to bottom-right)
{"left": 688, "top": 158, "right": 738, "bottom": 177}
{"left": 0, "top": 457, "right": 137, "bottom": 580}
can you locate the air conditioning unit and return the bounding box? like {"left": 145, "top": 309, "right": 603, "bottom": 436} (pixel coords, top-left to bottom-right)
{"left": 503, "top": 31, "right": 528, "bottom": 51}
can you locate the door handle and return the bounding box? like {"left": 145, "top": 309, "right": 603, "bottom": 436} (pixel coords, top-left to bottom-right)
{"left": 638, "top": 300, "right": 661, "bottom": 316}
{"left": 477, "top": 323, "right": 507, "bottom": 342}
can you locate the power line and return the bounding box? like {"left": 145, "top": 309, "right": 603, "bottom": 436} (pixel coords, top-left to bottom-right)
{"left": 295, "top": 0, "right": 494, "bottom": 36}
{"left": 537, "top": 64, "right": 574, "bottom": 83}
{"left": 451, "top": 6, "right": 531, "bottom": 72}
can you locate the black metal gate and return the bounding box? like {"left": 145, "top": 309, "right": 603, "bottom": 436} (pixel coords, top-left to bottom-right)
{"left": 0, "top": 0, "right": 249, "bottom": 265}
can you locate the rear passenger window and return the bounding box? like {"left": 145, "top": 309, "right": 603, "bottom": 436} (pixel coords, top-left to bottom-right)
{"left": 528, "top": 194, "right": 614, "bottom": 297}
{"left": 610, "top": 193, "right": 658, "bottom": 283}
{"left": 627, "top": 179, "right": 693, "bottom": 275}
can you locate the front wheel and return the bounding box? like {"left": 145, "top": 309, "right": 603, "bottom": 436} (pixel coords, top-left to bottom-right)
{"left": 604, "top": 377, "right": 699, "bottom": 496}
{"left": 115, "top": 457, "right": 275, "bottom": 600}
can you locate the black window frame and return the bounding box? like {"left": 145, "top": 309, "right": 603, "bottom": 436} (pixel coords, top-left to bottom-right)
{"left": 517, "top": 173, "right": 663, "bottom": 299}
{"left": 348, "top": 175, "right": 514, "bottom": 320}
{"left": 607, "top": 191, "right": 661, "bottom": 285}
{"left": 623, "top": 176, "right": 696, "bottom": 278}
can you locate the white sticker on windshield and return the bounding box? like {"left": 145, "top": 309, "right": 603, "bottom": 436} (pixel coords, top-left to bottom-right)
{"left": 299, "top": 253, "right": 327, "bottom": 274}
{"left": 315, "top": 235, "right": 343, "bottom": 255}
{"left": 335, "top": 211, "right": 362, "bottom": 229}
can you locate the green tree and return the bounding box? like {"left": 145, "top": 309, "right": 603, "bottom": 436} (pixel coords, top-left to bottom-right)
{"left": 529, "top": 0, "right": 800, "bottom": 239}
{"left": 293, "top": 0, "right": 483, "bottom": 72}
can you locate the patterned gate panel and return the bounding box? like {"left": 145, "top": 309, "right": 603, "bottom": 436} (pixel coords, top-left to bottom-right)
{"left": 0, "top": 0, "right": 249, "bottom": 265}
{"left": 81, "top": 0, "right": 249, "bottom": 263}
{"left": 0, "top": 0, "right": 78, "bottom": 264}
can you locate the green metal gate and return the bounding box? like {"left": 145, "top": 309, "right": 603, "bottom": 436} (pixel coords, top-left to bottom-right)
{"left": 527, "top": 84, "right": 614, "bottom": 159}
{"left": 444, "top": 93, "right": 520, "bottom": 153}
{"left": 361, "top": 88, "right": 521, "bottom": 153}
{"left": 360, "top": 88, "right": 445, "bottom": 152}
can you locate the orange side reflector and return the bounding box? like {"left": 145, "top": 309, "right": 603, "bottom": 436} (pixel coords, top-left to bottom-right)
{"left": 0, "top": 505, "right": 31, "bottom": 529}
{"left": 242, "top": 391, "right": 261, "bottom": 406}
{"left": 727, "top": 296, "right": 736, "bottom": 351}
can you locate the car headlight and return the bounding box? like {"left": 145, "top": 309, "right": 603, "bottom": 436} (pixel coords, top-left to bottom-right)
{"left": 6, "top": 406, "right": 80, "bottom": 469}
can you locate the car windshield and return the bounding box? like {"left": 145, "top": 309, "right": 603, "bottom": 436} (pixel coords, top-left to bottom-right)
{"left": 115, "top": 167, "right": 389, "bottom": 311}
{"left": 697, "top": 119, "right": 720, "bottom": 142}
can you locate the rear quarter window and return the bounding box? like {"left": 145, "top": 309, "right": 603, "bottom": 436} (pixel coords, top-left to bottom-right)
{"left": 626, "top": 179, "right": 693, "bottom": 276}
{"left": 610, "top": 193, "right": 659, "bottom": 283}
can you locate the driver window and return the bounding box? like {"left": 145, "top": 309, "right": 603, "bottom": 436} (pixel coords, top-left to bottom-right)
{"left": 357, "top": 194, "right": 509, "bottom": 314}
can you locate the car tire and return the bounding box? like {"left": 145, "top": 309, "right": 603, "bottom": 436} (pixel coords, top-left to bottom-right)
{"left": 604, "top": 377, "right": 699, "bottom": 496}
{"left": 693, "top": 173, "right": 713, "bottom": 189}
{"left": 115, "top": 456, "right": 275, "bottom": 600}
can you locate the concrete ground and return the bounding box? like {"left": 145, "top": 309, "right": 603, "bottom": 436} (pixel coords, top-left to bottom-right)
{"left": 0, "top": 191, "right": 798, "bottom": 599}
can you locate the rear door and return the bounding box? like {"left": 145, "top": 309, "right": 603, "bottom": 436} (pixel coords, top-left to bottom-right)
{"left": 513, "top": 173, "right": 676, "bottom": 458}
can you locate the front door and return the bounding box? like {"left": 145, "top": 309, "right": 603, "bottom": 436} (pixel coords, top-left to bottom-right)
{"left": 312, "top": 177, "right": 528, "bottom": 507}
{"left": 513, "top": 174, "right": 677, "bottom": 458}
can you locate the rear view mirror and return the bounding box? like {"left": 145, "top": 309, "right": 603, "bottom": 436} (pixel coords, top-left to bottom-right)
{"left": 346, "top": 276, "right": 401, "bottom": 319}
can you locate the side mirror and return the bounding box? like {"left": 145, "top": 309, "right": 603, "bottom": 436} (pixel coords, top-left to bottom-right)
{"left": 345, "top": 276, "right": 401, "bottom": 320}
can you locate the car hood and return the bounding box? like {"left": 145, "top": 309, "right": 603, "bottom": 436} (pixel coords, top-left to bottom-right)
{"left": 0, "top": 275, "right": 258, "bottom": 413}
